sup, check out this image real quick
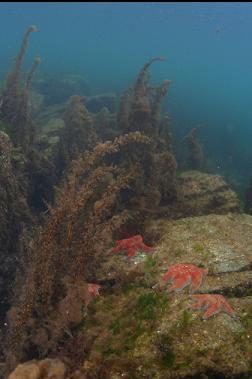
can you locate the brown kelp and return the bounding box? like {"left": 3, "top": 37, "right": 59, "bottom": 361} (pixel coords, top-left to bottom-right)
{"left": 4, "top": 132, "right": 150, "bottom": 373}
{"left": 0, "top": 132, "right": 31, "bottom": 323}
{"left": 0, "top": 25, "right": 57, "bottom": 214}
{"left": 56, "top": 95, "right": 98, "bottom": 174}
{"left": 117, "top": 57, "right": 177, "bottom": 212}
{"left": 182, "top": 126, "right": 205, "bottom": 170}
{"left": 0, "top": 25, "right": 40, "bottom": 151}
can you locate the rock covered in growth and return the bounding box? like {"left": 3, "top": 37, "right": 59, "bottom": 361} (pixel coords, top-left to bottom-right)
{"left": 33, "top": 74, "right": 91, "bottom": 106}
{"left": 245, "top": 177, "right": 252, "bottom": 214}
{"left": 76, "top": 213, "right": 252, "bottom": 378}
{"left": 5, "top": 213, "right": 252, "bottom": 378}
{"left": 175, "top": 170, "right": 241, "bottom": 216}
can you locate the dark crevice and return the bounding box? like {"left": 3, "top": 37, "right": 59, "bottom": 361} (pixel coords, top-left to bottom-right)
{"left": 184, "top": 370, "right": 251, "bottom": 379}
{"left": 205, "top": 283, "right": 252, "bottom": 298}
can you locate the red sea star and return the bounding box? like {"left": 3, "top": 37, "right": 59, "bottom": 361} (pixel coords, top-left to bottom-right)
{"left": 190, "top": 294, "right": 235, "bottom": 319}
{"left": 110, "top": 235, "right": 154, "bottom": 257}
{"left": 162, "top": 264, "right": 208, "bottom": 293}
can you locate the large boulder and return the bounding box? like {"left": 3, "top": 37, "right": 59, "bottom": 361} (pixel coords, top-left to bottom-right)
{"left": 79, "top": 213, "right": 252, "bottom": 378}
{"left": 165, "top": 170, "right": 241, "bottom": 218}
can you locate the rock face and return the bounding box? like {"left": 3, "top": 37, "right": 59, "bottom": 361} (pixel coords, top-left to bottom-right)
{"left": 174, "top": 171, "right": 241, "bottom": 217}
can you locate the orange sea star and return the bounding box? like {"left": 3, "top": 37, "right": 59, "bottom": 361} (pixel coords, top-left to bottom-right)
{"left": 162, "top": 263, "right": 208, "bottom": 293}
{"left": 190, "top": 294, "right": 235, "bottom": 319}
{"left": 110, "top": 235, "right": 154, "bottom": 257}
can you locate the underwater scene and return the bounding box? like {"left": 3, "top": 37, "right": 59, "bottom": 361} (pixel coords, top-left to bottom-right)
{"left": 0, "top": 2, "right": 252, "bottom": 378}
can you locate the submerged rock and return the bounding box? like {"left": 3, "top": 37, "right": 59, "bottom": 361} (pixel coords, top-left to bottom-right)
{"left": 6, "top": 214, "right": 252, "bottom": 378}
{"left": 176, "top": 170, "right": 241, "bottom": 216}
{"left": 86, "top": 92, "right": 116, "bottom": 113}
{"left": 82, "top": 213, "right": 252, "bottom": 378}
{"left": 34, "top": 74, "right": 91, "bottom": 106}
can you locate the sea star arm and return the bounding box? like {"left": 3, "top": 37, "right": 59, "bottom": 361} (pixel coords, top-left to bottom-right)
{"left": 137, "top": 241, "right": 154, "bottom": 252}
{"left": 168, "top": 272, "right": 192, "bottom": 292}
{"left": 190, "top": 271, "right": 204, "bottom": 293}
{"left": 110, "top": 245, "right": 123, "bottom": 254}
{"left": 221, "top": 299, "right": 235, "bottom": 317}
{"left": 127, "top": 247, "right": 137, "bottom": 257}
{"left": 190, "top": 298, "right": 206, "bottom": 309}
{"left": 163, "top": 269, "right": 175, "bottom": 282}
{"left": 202, "top": 301, "right": 221, "bottom": 319}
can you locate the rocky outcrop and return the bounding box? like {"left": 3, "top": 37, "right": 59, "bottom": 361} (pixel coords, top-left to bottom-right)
{"left": 86, "top": 92, "right": 116, "bottom": 113}
{"left": 34, "top": 75, "right": 91, "bottom": 106}
{"left": 160, "top": 170, "right": 241, "bottom": 219}
{"left": 86, "top": 213, "right": 251, "bottom": 378}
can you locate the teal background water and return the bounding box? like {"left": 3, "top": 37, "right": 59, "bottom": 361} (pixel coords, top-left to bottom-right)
{"left": 1, "top": 2, "right": 252, "bottom": 187}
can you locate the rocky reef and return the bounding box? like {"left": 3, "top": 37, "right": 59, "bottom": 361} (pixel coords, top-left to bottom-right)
{"left": 6, "top": 211, "right": 252, "bottom": 379}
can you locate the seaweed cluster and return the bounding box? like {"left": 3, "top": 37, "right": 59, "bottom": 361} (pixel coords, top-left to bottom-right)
{"left": 3, "top": 132, "right": 150, "bottom": 374}
{"left": 0, "top": 132, "right": 31, "bottom": 321}
{"left": 181, "top": 126, "right": 205, "bottom": 170}
{"left": 0, "top": 24, "right": 224, "bottom": 378}
{"left": 56, "top": 95, "right": 98, "bottom": 174}
{"left": 0, "top": 25, "right": 40, "bottom": 151}
{"left": 117, "top": 57, "right": 177, "bottom": 212}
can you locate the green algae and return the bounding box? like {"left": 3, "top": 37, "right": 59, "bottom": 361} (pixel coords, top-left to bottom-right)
{"left": 240, "top": 305, "right": 252, "bottom": 329}
{"left": 90, "top": 289, "right": 171, "bottom": 361}
{"left": 134, "top": 292, "right": 169, "bottom": 321}
{"left": 144, "top": 255, "right": 157, "bottom": 270}
{"left": 122, "top": 283, "right": 138, "bottom": 295}
{"left": 176, "top": 309, "right": 194, "bottom": 331}
{"left": 156, "top": 334, "right": 176, "bottom": 368}
{"left": 193, "top": 243, "right": 204, "bottom": 254}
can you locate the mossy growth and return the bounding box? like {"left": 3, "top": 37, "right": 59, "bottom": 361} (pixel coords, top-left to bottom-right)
{"left": 84, "top": 288, "right": 170, "bottom": 361}
{"left": 237, "top": 192, "right": 245, "bottom": 211}
{"left": 134, "top": 292, "right": 168, "bottom": 321}
{"left": 142, "top": 256, "right": 159, "bottom": 286}
{"left": 240, "top": 305, "right": 252, "bottom": 330}
{"left": 156, "top": 334, "right": 176, "bottom": 368}
{"left": 176, "top": 309, "right": 194, "bottom": 332}
{"left": 144, "top": 255, "right": 157, "bottom": 270}
{"left": 122, "top": 283, "right": 139, "bottom": 295}
{"left": 175, "top": 248, "right": 184, "bottom": 257}
{"left": 193, "top": 243, "right": 204, "bottom": 254}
